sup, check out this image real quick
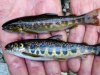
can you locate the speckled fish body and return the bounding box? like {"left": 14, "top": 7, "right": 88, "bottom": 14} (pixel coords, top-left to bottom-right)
{"left": 5, "top": 39, "right": 100, "bottom": 61}
{"left": 2, "top": 9, "right": 99, "bottom": 34}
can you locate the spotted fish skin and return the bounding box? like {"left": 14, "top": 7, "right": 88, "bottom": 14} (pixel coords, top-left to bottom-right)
{"left": 5, "top": 39, "right": 100, "bottom": 60}
{"left": 2, "top": 9, "right": 100, "bottom": 34}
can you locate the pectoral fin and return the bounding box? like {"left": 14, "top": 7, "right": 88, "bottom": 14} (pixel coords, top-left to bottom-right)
{"left": 48, "top": 35, "right": 62, "bottom": 40}
{"left": 38, "top": 13, "right": 58, "bottom": 17}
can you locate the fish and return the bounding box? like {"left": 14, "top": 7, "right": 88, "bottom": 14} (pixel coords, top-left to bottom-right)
{"left": 5, "top": 35, "right": 100, "bottom": 61}
{"left": 2, "top": 9, "right": 100, "bottom": 34}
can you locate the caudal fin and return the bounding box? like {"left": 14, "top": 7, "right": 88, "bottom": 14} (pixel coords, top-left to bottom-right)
{"left": 85, "top": 9, "right": 100, "bottom": 25}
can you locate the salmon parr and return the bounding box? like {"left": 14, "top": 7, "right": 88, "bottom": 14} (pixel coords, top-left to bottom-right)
{"left": 2, "top": 9, "right": 100, "bottom": 34}
{"left": 5, "top": 39, "right": 100, "bottom": 61}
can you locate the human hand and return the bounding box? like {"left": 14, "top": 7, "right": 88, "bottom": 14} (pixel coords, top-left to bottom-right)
{"left": 0, "top": 0, "right": 100, "bottom": 75}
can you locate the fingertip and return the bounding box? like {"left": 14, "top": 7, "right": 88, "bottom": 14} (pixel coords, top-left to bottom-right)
{"left": 78, "top": 55, "right": 94, "bottom": 75}
{"left": 60, "top": 61, "right": 69, "bottom": 72}
{"left": 68, "top": 25, "right": 85, "bottom": 43}
{"left": 92, "top": 56, "right": 100, "bottom": 75}
{"left": 44, "top": 61, "right": 61, "bottom": 75}
{"left": 68, "top": 58, "right": 81, "bottom": 72}
{"left": 70, "top": 0, "right": 99, "bottom": 15}
{"left": 83, "top": 25, "right": 98, "bottom": 45}
{"left": 3, "top": 53, "right": 28, "bottom": 75}
{"left": 26, "top": 60, "right": 46, "bottom": 75}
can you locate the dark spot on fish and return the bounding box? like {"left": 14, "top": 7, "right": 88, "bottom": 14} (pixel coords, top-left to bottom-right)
{"left": 40, "top": 44, "right": 45, "bottom": 47}
{"left": 87, "top": 46, "right": 93, "bottom": 50}
{"left": 93, "top": 47, "right": 97, "bottom": 51}
{"left": 31, "top": 49, "right": 35, "bottom": 53}
{"left": 41, "top": 50, "right": 45, "bottom": 54}
{"left": 79, "top": 47, "right": 85, "bottom": 53}
{"left": 30, "top": 44, "right": 34, "bottom": 49}
{"left": 71, "top": 49, "right": 76, "bottom": 53}
{"left": 36, "top": 51, "right": 39, "bottom": 55}
{"left": 56, "top": 51, "right": 60, "bottom": 55}
{"left": 56, "top": 22, "right": 60, "bottom": 25}
{"left": 63, "top": 51, "right": 67, "bottom": 55}
{"left": 48, "top": 51, "right": 52, "bottom": 55}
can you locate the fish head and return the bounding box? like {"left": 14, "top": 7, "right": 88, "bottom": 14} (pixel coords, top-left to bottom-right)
{"left": 5, "top": 42, "right": 27, "bottom": 55}
{"left": 2, "top": 19, "right": 24, "bottom": 33}
{"left": 5, "top": 43, "right": 13, "bottom": 51}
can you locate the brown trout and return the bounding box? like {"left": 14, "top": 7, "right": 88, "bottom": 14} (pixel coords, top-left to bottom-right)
{"left": 5, "top": 36, "right": 100, "bottom": 61}
{"left": 2, "top": 9, "right": 100, "bottom": 34}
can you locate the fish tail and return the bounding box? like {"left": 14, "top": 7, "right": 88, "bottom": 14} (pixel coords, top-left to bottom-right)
{"left": 85, "top": 9, "right": 100, "bottom": 25}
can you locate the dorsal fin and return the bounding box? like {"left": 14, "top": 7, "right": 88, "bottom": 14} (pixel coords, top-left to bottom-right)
{"left": 37, "top": 13, "right": 58, "bottom": 17}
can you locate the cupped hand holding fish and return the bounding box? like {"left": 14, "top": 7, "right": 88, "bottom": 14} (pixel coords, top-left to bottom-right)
{"left": 0, "top": 0, "right": 100, "bottom": 75}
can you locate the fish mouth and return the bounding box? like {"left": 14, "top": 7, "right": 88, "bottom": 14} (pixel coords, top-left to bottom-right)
{"left": 2, "top": 25, "right": 7, "bottom": 31}
{"left": 6, "top": 50, "right": 56, "bottom": 61}
{"left": 2, "top": 26, "right": 14, "bottom": 33}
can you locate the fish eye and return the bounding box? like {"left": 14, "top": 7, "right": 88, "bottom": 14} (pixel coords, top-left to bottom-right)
{"left": 5, "top": 44, "right": 11, "bottom": 49}
{"left": 19, "top": 43, "right": 24, "bottom": 48}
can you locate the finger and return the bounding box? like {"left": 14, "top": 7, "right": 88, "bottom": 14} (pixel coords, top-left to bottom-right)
{"left": 78, "top": 25, "right": 98, "bottom": 75}
{"left": 68, "top": 25, "right": 85, "bottom": 72}
{"left": 68, "top": 25, "right": 85, "bottom": 43}
{"left": 38, "top": 33, "right": 61, "bottom": 75}
{"left": 0, "top": 30, "right": 28, "bottom": 75}
{"left": 44, "top": 61, "right": 61, "bottom": 75}
{"left": 84, "top": 25, "right": 98, "bottom": 45}
{"left": 78, "top": 55, "right": 94, "bottom": 75}
{"left": 92, "top": 36, "right": 100, "bottom": 75}
{"left": 26, "top": 60, "right": 45, "bottom": 75}
{"left": 22, "top": 34, "right": 46, "bottom": 75}
{"left": 34, "top": 0, "right": 62, "bottom": 15}
{"left": 51, "top": 30, "right": 68, "bottom": 72}
{"left": 22, "top": 34, "right": 37, "bottom": 39}
{"left": 4, "top": 53, "right": 28, "bottom": 75}
{"left": 70, "top": 0, "right": 100, "bottom": 15}
{"left": 92, "top": 56, "right": 100, "bottom": 75}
